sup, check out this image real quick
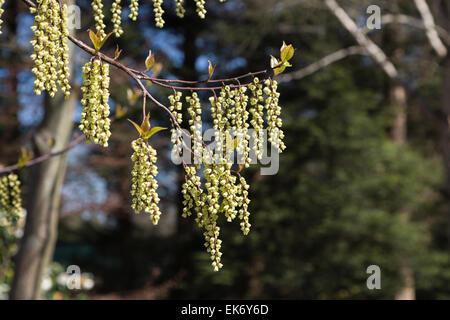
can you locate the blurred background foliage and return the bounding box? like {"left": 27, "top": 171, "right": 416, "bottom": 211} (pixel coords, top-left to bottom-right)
{"left": 1, "top": 0, "right": 450, "bottom": 299}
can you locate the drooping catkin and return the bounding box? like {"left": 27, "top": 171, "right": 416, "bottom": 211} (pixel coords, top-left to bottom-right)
{"left": 91, "top": 0, "right": 106, "bottom": 39}
{"left": 79, "top": 60, "right": 111, "bottom": 147}
{"left": 0, "top": 0, "right": 5, "bottom": 35}
{"left": 264, "top": 79, "right": 286, "bottom": 152}
{"left": 129, "top": 0, "right": 139, "bottom": 21}
{"left": 111, "top": 0, "right": 124, "bottom": 37}
{"left": 130, "top": 138, "right": 162, "bottom": 225}
{"left": 30, "top": 0, "right": 71, "bottom": 98}
{"left": 0, "top": 174, "right": 22, "bottom": 224}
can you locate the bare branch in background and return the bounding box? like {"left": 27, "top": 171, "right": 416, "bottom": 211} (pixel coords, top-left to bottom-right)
{"left": 376, "top": 14, "right": 450, "bottom": 46}
{"left": 278, "top": 46, "right": 366, "bottom": 83}
{"left": 414, "top": 0, "right": 447, "bottom": 57}
{"left": 324, "top": 0, "right": 398, "bottom": 79}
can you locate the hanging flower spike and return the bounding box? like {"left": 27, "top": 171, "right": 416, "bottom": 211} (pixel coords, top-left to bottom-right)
{"left": 30, "top": 0, "right": 71, "bottom": 98}
{"left": 181, "top": 165, "right": 204, "bottom": 219}
{"left": 175, "top": 0, "right": 185, "bottom": 18}
{"left": 129, "top": 0, "right": 140, "bottom": 21}
{"left": 79, "top": 59, "right": 111, "bottom": 147}
{"left": 186, "top": 93, "right": 203, "bottom": 165}
{"left": 0, "top": 0, "right": 5, "bottom": 35}
{"left": 237, "top": 175, "right": 251, "bottom": 235}
{"left": 168, "top": 91, "right": 184, "bottom": 159}
{"left": 264, "top": 79, "right": 286, "bottom": 153}
{"left": 249, "top": 77, "right": 265, "bottom": 161}
{"left": 111, "top": 0, "right": 124, "bottom": 37}
{"left": 153, "top": 0, "right": 165, "bottom": 28}
{"left": 194, "top": 0, "right": 207, "bottom": 19}
{"left": 130, "top": 138, "right": 162, "bottom": 225}
{"left": 202, "top": 165, "right": 224, "bottom": 271}
{"left": 0, "top": 174, "right": 22, "bottom": 225}
{"left": 91, "top": 0, "right": 106, "bottom": 40}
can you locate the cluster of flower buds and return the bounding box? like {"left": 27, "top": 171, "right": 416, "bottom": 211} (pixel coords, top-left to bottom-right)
{"left": 181, "top": 165, "right": 203, "bottom": 219}
{"left": 0, "top": 174, "right": 22, "bottom": 225}
{"left": 153, "top": 0, "right": 165, "bottom": 28}
{"left": 218, "top": 163, "right": 239, "bottom": 222}
{"left": 89, "top": 0, "right": 228, "bottom": 34}
{"left": 129, "top": 0, "right": 139, "bottom": 20}
{"left": 186, "top": 93, "right": 203, "bottom": 163}
{"left": 209, "top": 95, "right": 226, "bottom": 158}
{"left": 194, "top": 0, "right": 207, "bottom": 19}
{"left": 202, "top": 164, "right": 224, "bottom": 271}
{"left": 175, "top": 0, "right": 186, "bottom": 18}
{"left": 237, "top": 175, "right": 250, "bottom": 235}
{"left": 248, "top": 77, "right": 265, "bottom": 161}
{"left": 168, "top": 73, "right": 286, "bottom": 270}
{"left": 214, "top": 85, "right": 252, "bottom": 165}
{"left": 79, "top": 59, "right": 111, "bottom": 147}
{"left": 0, "top": 0, "right": 5, "bottom": 35}
{"left": 91, "top": 0, "right": 106, "bottom": 39}
{"left": 130, "top": 138, "right": 162, "bottom": 225}
{"left": 234, "top": 87, "right": 250, "bottom": 167}
{"left": 264, "top": 79, "right": 286, "bottom": 152}
{"left": 111, "top": 0, "right": 123, "bottom": 37}
{"left": 180, "top": 153, "right": 251, "bottom": 271}
{"left": 207, "top": 77, "right": 286, "bottom": 164}
{"left": 29, "top": 0, "right": 71, "bottom": 98}
{"left": 168, "top": 91, "right": 184, "bottom": 158}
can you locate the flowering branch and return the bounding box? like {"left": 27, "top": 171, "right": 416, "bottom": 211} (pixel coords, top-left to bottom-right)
{"left": 8, "top": 0, "right": 290, "bottom": 272}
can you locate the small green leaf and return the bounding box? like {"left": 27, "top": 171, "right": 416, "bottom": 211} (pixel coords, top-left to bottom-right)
{"left": 145, "top": 50, "right": 155, "bottom": 72}
{"left": 17, "top": 147, "right": 33, "bottom": 169}
{"left": 89, "top": 30, "right": 113, "bottom": 53}
{"left": 270, "top": 55, "right": 281, "bottom": 69}
{"left": 115, "top": 104, "right": 127, "bottom": 119}
{"left": 144, "top": 126, "right": 167, "bottom": 139}
{"left": 273, "top": 65, "right": 287, "bottom": 76}
{"left": 88, "top": 29, "right": 100, "bottom": 51}
{"left": 114, "top": 44, "right": 122, "bottom": 60}
{"left": 128, "top": 118, "right": 144, "bottom": 137}
{"left": 140, "top": 113, "right": 151, "bottom": 135}
{"left": 282, "top": 60, "right": 292, "bottom": 68}
{"left": 207, "top": 60, "right": 215, "bottom": 81}
{"left": 280, "top": 42, "right": 295, "bottom": 62}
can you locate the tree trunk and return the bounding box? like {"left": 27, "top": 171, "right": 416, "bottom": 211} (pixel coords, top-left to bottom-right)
{"left": 431, "top": 0, "right": 450, "bottom": 250}
{"left": 394, "top": 263, "right": 415, "bottom": 300}
{"left": 389, "top": 85, "right": 407, "bottom": 144}
{"left": 440, "top": 54, "right": 450, "bottom": 251}
{"left": 10, "top": 2, "right": 76, "bottom": 298}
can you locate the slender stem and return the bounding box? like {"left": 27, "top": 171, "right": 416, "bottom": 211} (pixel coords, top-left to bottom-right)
{"left": 142, "top": 95, "right": 146, "bottom": 120}
{"left": 0, "top": 134, "right": 86, "bottom": 174}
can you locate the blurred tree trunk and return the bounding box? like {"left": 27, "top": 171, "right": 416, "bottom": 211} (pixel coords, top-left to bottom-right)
{"left": 10, "top": 0, "right": 76, "bottom": 299}
{"left": 389, "top": 85, "right": 407, "bottom": 144}
{"left": 431, "top": 0, "right": 450, "bottom": 250}
{"left": 384, "top": 17, "right": 415, "bottom": 300}
{"left": 440, "top": 53, "right": 450, "bottom": 250}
